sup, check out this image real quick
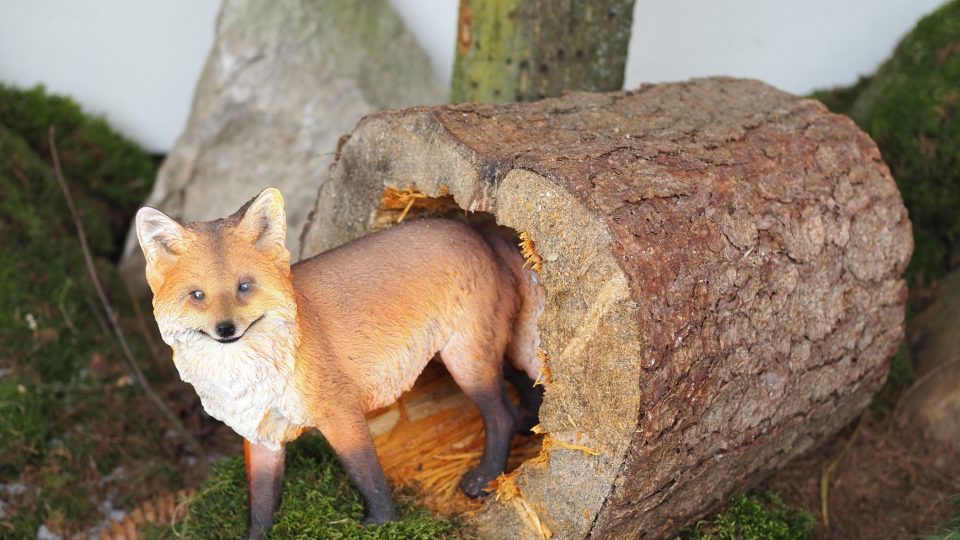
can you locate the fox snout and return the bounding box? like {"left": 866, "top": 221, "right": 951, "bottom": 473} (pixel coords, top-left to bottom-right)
{"left": 216, "top": 321, "right": 236, "bottom": 339}
{"left": 206, "top": 316, "right": 265, "bottom": 344}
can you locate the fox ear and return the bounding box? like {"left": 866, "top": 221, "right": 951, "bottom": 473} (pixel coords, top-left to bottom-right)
{"left": 238, "top": 188, "right": 289, "bottom": 264}
{"left": 135, "top": 207, "right": 188, "bottom": 289}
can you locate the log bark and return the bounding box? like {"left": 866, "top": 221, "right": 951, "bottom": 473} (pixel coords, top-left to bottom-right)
{"left": 451, "top": 0, "right": 636, "bottom": 103}
{"left": 299, "top": 78, "right": 912, "bottom": 539}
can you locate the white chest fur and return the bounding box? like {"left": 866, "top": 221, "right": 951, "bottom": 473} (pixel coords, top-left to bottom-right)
{"left": 158, "top": 316, "right": 307, "bottom": 450}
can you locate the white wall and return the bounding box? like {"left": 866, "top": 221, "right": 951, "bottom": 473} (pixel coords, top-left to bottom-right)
{"left": 624, "top": 0, "right": 946, "bottom": 92}
{"left": 0, "top": 0, "right": 946, "bottom": 153}
{"left": 0, "top": 0, "right": 220, "bottom": 153}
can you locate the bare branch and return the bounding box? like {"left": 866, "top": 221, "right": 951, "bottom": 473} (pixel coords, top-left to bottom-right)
{"left": 48, "top": 125, "right": 207, "bottom": 464}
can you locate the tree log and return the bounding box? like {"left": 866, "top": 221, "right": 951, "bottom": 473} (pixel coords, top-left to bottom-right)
{"left": 451, "top": 0, "right": 636, "bottom": 103}
{"left": 299, "top": 78, "right": 912, "bottom": 539}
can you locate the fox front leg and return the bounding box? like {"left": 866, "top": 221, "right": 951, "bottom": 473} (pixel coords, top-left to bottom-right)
{"left": 244, "top": 439, "right": 285, "bottom": 539}
{"left": 320, "top": 409, "right": 397, "bottom": 525}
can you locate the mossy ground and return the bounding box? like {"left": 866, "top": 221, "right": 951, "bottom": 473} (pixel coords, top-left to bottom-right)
{"left": 676, "top": 493, "right": 815, "bottom": 540}
{"left": 0, "top": 84, "right": 175, "bottom": 538}
{"left": 147, "top": 436, "right": 466, "bottom": 540}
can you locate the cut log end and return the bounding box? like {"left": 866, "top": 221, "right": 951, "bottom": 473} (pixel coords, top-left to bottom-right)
{"left": 304, "top": 77, "right": 911, "bottom": 539}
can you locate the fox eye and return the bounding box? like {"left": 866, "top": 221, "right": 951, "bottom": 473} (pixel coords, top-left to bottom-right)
{"left": 189, "top": 290, "right": 205, "bottom": 301}
{"left": 238, "top": 282, "right": 252, "bottom": 293}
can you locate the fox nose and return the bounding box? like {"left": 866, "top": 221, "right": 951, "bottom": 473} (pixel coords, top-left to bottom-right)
{"left": 215, "top": 321, "right": 236, "bottom": 338}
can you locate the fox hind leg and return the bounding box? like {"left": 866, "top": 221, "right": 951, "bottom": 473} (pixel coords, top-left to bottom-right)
{"left": 503, "top": 361, "right": 544, "bottom": 435}
{"left": 441, "top": 334, "right": 516, "bottom": 498}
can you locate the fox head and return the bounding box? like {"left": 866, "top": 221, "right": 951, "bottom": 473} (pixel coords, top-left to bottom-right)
{"left": 135, "top": 188, "right": 297, "bottom": 347}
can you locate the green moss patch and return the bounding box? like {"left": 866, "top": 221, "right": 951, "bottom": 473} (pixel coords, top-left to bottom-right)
{"left": 676, "top": 493, "right": 815, "bottom": 540}
{"left": 164, "top": 436, "right": 465, "bottom": 540}
{"left": 0, "top": 84, "right": 155, "bottom": 254}
{"left": 0, "top": 84, "right": 157, "bottom": 382}
{"left": 0, "top": 376, "right": 50, "bottom": 475}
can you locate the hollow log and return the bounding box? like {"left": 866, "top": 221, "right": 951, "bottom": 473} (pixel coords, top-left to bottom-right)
{"left": 299, "top": 77, "right": 912, "bottom": 539}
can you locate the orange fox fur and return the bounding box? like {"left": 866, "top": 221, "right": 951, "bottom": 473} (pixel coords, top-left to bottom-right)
{"left": 135, "top": 188, "right": 544, "bottom": 536}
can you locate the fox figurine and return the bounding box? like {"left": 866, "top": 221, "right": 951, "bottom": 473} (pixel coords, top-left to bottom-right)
{"left": 135, "top": 188, "right": 545, "bottom": 538}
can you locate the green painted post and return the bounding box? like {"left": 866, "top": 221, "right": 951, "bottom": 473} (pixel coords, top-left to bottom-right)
{"left": 451, "top": 0, "right": 637, "bottom": 103}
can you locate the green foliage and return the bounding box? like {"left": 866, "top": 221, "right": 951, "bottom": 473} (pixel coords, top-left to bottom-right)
{"left": 170, "top": 436, "right": 464, "bottom": 540}
{"left": 0, "top": 377, "right": 50, "bottom": 474}
{"left": 925, "top": 498, "right": 960, "bottom": 540}
{"left": 676, "top": 493, "right": 816, "bottom": 540}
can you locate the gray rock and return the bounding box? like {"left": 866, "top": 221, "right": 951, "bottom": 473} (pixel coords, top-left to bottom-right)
{"left": 120, "top": 0, "right": 445, "bottom": 292}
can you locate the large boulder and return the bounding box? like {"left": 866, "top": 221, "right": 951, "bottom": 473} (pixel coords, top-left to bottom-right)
{"left": 120, "top": 0, "right": 445, "bottom": 292}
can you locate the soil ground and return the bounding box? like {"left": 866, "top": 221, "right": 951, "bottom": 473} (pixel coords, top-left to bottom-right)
{"left": 767, "top": 410, "right": 960, "bottom": 539}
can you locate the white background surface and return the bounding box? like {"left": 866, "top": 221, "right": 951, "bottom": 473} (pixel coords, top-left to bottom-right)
{"left": 0, "top": 0, "right": 946, "bottom": 153}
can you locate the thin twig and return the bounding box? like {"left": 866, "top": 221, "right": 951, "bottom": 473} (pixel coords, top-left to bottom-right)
{"left": 892, "top": 357, "right": 960, "bottom": 423}
{"left": 48, "top": 126, "right": 207, "bottom": 464}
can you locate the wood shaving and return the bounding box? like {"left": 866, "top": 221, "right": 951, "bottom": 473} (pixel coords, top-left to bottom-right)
{"left": 534, "top": 349, "right": 552, "bottom": 387}
{"left": 492, "top": 470, "right": 552, "bottom": 539}
{"left": 370, "top": 364, "right": 543, "bottom": 515}
{"left": 518, "top": 232, "right": 543, "bottom": 272}
{"left": 374, "top": 186, "right": 459, "bottom": 228}
{"left": 99, "top": 489, "right": 193, "bottom": 540}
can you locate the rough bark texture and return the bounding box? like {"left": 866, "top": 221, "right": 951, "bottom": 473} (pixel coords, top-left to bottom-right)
{"left": 300, "top": 78, "right": 912, "bottom": 539}
{"left": 451, "top": 0, "right": 635, "bottom": 103}
{"left": 118, "top": 0, "right": 445, "bottom": 294}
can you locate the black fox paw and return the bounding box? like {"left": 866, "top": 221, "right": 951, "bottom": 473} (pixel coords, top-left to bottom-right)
{"left": 460, "top": 466, "right": 497, "bottom": 498}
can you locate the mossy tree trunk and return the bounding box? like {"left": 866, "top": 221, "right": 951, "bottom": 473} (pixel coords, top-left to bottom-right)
{"left": 451, "top": 0, "right": 636, "bottom": 103}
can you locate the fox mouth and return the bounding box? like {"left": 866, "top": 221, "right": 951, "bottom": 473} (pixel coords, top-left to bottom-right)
{"left": 200, "top": 315, "right": 265, "bottom": 344}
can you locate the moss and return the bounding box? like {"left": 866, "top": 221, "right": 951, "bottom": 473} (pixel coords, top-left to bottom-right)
{"left": 0, "top": 85, "right": 157, "bottom": 383}
{"left": 0, "top": 84, "right": 155, "bottom": 256}
{"left": 676, "top": 493, "right": 815, "bottom": 540}
{"left": 808, "top": 76, "right": 872, "bottom": 115}
{"left": 0, "top": 507, "right": 43, "bottom": 540}
{"left": 169, "top": 436, "right": 465, "bottom": 539}
{"left": 0, "top": 377, "right": 50, "bottom": 474}
{"left": 40, "top": 468, "right": 98, "bottom": 528}
{"left": 0, "top": 84, "right": 161, "bottom": 535}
